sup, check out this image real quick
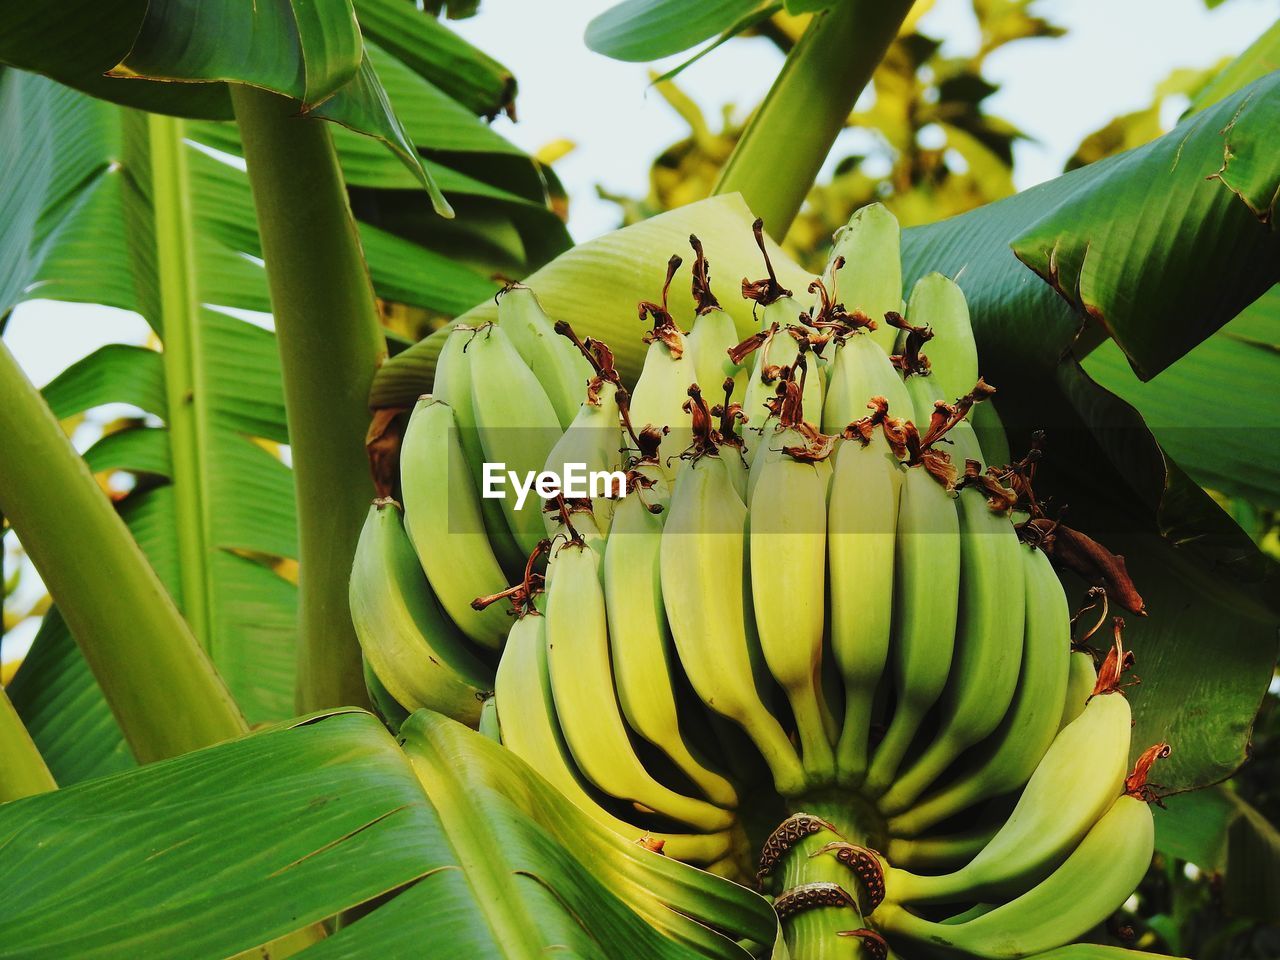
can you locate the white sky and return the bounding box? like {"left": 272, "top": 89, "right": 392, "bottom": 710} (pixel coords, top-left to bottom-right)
{"left": 3, "top": 0, "right": 1277, "bottom": 662}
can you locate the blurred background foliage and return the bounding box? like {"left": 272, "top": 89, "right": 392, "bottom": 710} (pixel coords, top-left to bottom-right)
{"left": 2, "top": 0, "right": 1276, "bottom": 954}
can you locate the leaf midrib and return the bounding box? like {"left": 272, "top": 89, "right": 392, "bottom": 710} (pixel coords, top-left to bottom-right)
{"left": 148, "top": 113, "right": 216, "bottom": 652}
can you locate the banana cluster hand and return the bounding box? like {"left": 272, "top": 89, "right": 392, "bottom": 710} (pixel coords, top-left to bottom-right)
{"left": 350, "top": 209, "right": 1172, "bottom": 960}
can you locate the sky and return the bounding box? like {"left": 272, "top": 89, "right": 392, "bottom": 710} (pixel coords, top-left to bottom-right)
{"left": 2, "top": 0, "right": 1278, "bottom": 663}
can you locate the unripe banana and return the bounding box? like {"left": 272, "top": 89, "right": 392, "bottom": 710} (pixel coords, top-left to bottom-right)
{"left": 741, "top": 306, "right": 823, "bottom": 470}
{"left": 469, "top": 323, "right": 563, "bottom": 555}
{"left": 494, "top": 608, "right": 734, "bottom": 865}
{"left": 887, "top": 544, "right": 1070, "bottom": 837}
{"left": 546, "top": 536, "right": 734, "bottom": 832}
{"left": 604, "top": 467, "right": 739, "bottom": 808}
{"left": 497, "top": 284, "right": 593, "bottom": 429}
{"left": 431, "top": 327, "right": 524, "bottom": 573}
{"left": 820, "top": 328, "right": 912, "bottom": 437}
{"left": 822, "top": 329, "right": 912, "bottom": 786}
{"left": 749, "top": 431, "right": 836, "bottom": 786}
{"left": 362, "top": 653, "right": 409, "bottom": 732}
{"left": 1018, "top": 946, "right": 1189, "bottom": 959}
{"left": 400, "top": 397, "right": 511, "bottom": 649}
{"left": 684, "top": 236, "right": 744, "bottom": 403}
{"left": 880, "top": 373, "right": 1024, "bottom": 810}
{"left": 350, "top": 499, "right": 493, "bottom": 726}
{"left": 883, "top": 689, "right": 1132, "bottom": 904}
{"left": 661, "top": 450, "right": 806, "bottom": 796}
{"left": 478, "top": 694, "right": 501, "bottom": 742}
{"left": 1060, "top": 650, "right": 1098, "bottom": 731}
{"left": 885, "top": 823, "right": 998, "bottom": 873}
{"left": 541, "top": 378, "right": 624, "bottom": 537}
{"left": 877, "top": 793, "right": 1155, "bottom": 958}
{"left": 908, "top": 272, "right": 978, "bottom": 406}
{"left": 863, "top": 452, "right": 961, "bottom": 796}
{"left": 828, "top": 203, "right": 903, "bottom": 355}
{"left": 630, "top": 257, "right": 697, "bottom": 471}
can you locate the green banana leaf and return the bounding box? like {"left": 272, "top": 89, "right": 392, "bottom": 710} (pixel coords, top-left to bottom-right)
{"left": 0, "top": 0, "right": 448, "bottom": 201}
{"left": 0, "top": 709, "right": 775, "bottom": 959}
{"left": 585, "top": 0, "right": 774, "bottom": 62}
{"left": 1083, "top": 287, "right": 1280, "bottom": 511}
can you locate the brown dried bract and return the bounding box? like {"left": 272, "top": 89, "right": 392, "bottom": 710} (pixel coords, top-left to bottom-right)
{"left": 1092, "top": 618, "right": 1138, "bottom": 696}
{"left": 773, "top": 883, "right": 858, "bottom": 920}
{"left": 1003, "top": 433, "right": 1146, "bottom": 616}
{"left": 471, "top": 539, "right": 549, "bottom": 617}
{"left": 842, "top": 396, "right": 890, "bottom": 447}
{"left": 365, "top": 406, "right": 407, "bottom": 500}
{"left": 740, "top": 217, "right": 792, "bottom": 306}
{"left": 681, "top": 384, "right": 720, "bottom": 462}
{"left": 756, "top": 812, "right": 839, "bottom": 886}
{"left": 689, "top": 234, "right": 720, "bottom": 315}
{"left": 887, "top": 311, "right": 933, "bottom": 377}
{"left": 638, "top": 254, "right": 686, "bottom": 359}
{"left": 1124, "top": 742, "right": 1172, "bottom": 804}
{"left": 956, "top": 458, "right": 1019, "bottom": 515}
{"left": 728, "top": 325, "right": 774, "bottom": 367}
{"left": 635, "top": 835, "right": 667, "bottom": 855}
{"left": 812, "top": 842, "right": 885, "bottom": 912}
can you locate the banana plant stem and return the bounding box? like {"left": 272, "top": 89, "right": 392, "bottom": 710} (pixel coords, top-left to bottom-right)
{"left": 712, "top": 0, "right": 915, "bottom": 240}
{"left": 230, "top": 85, "right": 380, "bottom": 713}
{"left": 0, "top": 685, "right": 56, "bottom": 801}
{"left": 0, "top": 341, "right": 247, "bottom": 762}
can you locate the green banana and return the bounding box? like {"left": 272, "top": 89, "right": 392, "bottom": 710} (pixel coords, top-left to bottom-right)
{"left": 885, "top": 823, "right": 998, "bottom": 873}
{"left": 497, "top": 284, "right": 592, "bottom": 429}
{"left": 541, "top": 376, "right": 624, "bottom": 537}
{"left": 883, "top": 688, "right": 1133, "bottom": 904}
{"left": 1019, "top": 946, "right": 1189, "bottom": 959}
{"left": 494, "top": 607, "right": 734, "bottom": 865}
{"left": 661, "top": 447, "right": 806, "bottom": 797}
{"left": 880, "top": 317, "right": 1025, "bottom": 812}
{"left": 604, "top": 460, "right": 739, "bottom": 808}
{"left": 877, "top": 793, "right": 1156, "bottom": 958}
{"left": 362, "top": 653, "right": 410, "bottom": 732}
{"left": 907, "top": 272, "right": 978, "bottom": 405}
{"left": 478, "top": 694, "right": 501, "bottom": 743}
{"left": 400, "top": 396, "right": 511, "bottom": 649}
{"left": 684, "top": 235, "right": 744, "bottom": 402}
{"left": 863, "top": 437, "right": 961, "bottom": 797}
{"left": 828, "top": 202, "right": 903, "bottom": 355}
{"left": 546, "top": 535, "right": 735, "bottom": 832}
{"left": 1060, "top": 650, "right": 1098, "bottom": 731}
{"left": 887, "top": 544, "right": 1070, "bottom": 837}
{"left": 741, "top": 309, "right": 823, "bottom": 471}
{"left": 431, "top": 326, "right": 524, "bottom": 573}
{"left": 468, "top": 321, "right": 563, "bottom": 555}
{"left": 630, "top": 256, "right": 698, "bottom": 470}
{"left": 749, "top": 422, "right": 837, "bottom": 786}
{"left": 822, "top": 324, "right": 913, "bottom": 786}
{"left": 350, "top": 498, "right": 493, "bottom": 727}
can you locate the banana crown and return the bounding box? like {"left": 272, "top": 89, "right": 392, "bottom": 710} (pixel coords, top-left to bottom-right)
{"left": 354, "top": 206, "right": 1162, "bottom": 960}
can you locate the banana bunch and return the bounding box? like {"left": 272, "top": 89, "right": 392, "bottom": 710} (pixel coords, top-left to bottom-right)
{"left": 349, "top": 206, "right": 1176, "bottom": 959}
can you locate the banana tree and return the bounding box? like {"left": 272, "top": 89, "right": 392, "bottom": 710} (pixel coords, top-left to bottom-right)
{"left": 0, "top": 1, "right": 1276, "bottom": 958}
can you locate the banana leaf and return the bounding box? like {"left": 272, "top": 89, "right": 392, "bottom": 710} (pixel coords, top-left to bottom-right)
{"left": 0, "top": 709, "right": 776, "bottom": 959}
{"left": 585, "top": 0, "right": 774, "bottom": 62}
